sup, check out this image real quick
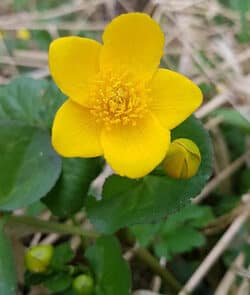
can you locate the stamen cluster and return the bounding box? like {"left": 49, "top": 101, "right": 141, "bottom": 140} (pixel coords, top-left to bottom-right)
{"left": 90, "top": 70, "right": 149, "bottom": 129}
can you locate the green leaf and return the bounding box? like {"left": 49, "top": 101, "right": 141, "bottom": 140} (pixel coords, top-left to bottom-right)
{"left": 86, "top": 116, "right": 212, "bottom": 233}
{"left": 50, "top": 243, "right": 74, "bottom": 269}
{"left": 43, "top": 158, "right": 102, "bottom": 217}
{"left": 188, "top": 206, "right": 214, "bottom": 228}
{"left": 32, "top": 30, "right": 52, "bottom": 50}
{"left": 26, "top": 201, "right": 47, "bottom": 217}
{"left": 0, "top": 219, "right": 17, "bottom": 295}
{"left": 131, "top": 204, "right": 213, "bottom": 250}
{"left": 131, "top": 223, "right": 161, "bottom": 247}
{"left": 213, "top": 108, "right": 250, "bottom": 133}
{"left": 43, "top": 272, "right": 72, "bottom": 293}
{"left": 25, "top": 271, "right": 49, "bottom": 286}
{"left": 0, "top": 77, "right": 65, "bottom": 129}
{"left": 218, "top": 1, "right": 250, "bottom": 42}
{"left": 154, "top": 226, "right": 205, "bottom": 259}
{"left": 219, "top": 0, "right": 250, "bottom": 11}
{"left": 85, "top": 236, "right": 131, "bottom": 295}
{"left": 0, "top": 121, "right": 61, "bottom": 210}
{"left": 0, "top": 77, "right": 65, "bottom": 210}
{"left": 214, "top": 194, "right": 240, "bottom": 216}
{"left": 162, "top": 204, "right": 214, "bottom": 231}
{"left": 221, "top": 125, "right": 246, "bottom": 159}
{"left": 239, "top": 169, "right": 250, "bottom": 194}
{"left": 63, "top": 288, "right": 76, "bottom": 295}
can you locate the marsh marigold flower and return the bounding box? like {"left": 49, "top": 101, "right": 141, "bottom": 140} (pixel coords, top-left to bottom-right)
{"left": 49, "top": 13, "right": 202, "bottom": 178}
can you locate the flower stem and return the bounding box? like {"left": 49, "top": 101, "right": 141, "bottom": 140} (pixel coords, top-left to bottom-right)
{"left": 7, "top": 215, "right": 99, "bottom": 239}
{"left": 120, "top": 228, "right": 182, "bottom": 293}
{"left": 135, "top": 247, "right": 182, "bottom": 293}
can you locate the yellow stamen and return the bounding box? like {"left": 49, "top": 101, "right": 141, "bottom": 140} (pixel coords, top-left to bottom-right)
{"left": 90, "top": 70, "right": 150, "bottom": 129}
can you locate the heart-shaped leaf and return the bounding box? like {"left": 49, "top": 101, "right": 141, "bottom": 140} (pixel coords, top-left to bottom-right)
{"left": 0, "top": 121, "right": 61, "bottom": 210}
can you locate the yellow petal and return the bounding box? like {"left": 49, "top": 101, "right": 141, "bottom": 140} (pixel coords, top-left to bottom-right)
{"left": 149, "top": 69, "right": 203, "bottom": 129}
{"left": 101, "top": 13, "right": 165, "bottom": 79}
{"left": 49, "top": 37, "right": 101, "bottom": 106}
{"left": 101, "top": 113, "right": 170, "bottom": 178}
{"left": 52, "top": 100, "right": 102, "bottom": 157}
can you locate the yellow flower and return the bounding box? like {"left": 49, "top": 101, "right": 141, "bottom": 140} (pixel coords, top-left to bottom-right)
{"left": 49, "top": 13, "right": 202, "bottom": 178}
{"left": 164, "top": 138, "right": 201, "bottom": 179}
{"left": 16, "top": 29, "right": 31, "bottom": 40}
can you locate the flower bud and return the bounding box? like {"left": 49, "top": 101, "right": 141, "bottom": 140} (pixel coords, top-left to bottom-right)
{"left": 164, "top": 138, "right": 201, "bottom": 179}
{"left": 25, "top": 244, "right": 53, "bottom": 273}
{"left": 73, "top": 274, "right": 94, "bottom": 295}
{"left": 16, "top": 29, "right": 31, "bottom": 40}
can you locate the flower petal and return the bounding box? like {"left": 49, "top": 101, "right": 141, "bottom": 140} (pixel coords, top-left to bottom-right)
{"left": 49, "top": 37, "right": 101, "bottom": 106}
{"left": 149, "top": 69, "right": 203, "bottom": 129}
{"left": 52, "top": 100, "right": 102, "bottom": 157}
{"left": 101, "top": 113, "right": 170, "bottom": 178}
{"left": 101, "top": 13, "right": 165, "bottom": 79}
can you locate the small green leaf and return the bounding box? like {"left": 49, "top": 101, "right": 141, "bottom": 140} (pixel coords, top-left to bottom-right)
{"left": 63, "top": 288, "right": 76, "bottom": 295}
{"left": 25, "top": 271, "right": 49, "bottom": 286}
{"left": 219, "top": 0, "right": 250, "bottom": 11}
{"left": 32, "top": 30, "right": 52, "bottom": 50}
{"left": 50, "top": 243, "right": 74, "bottom": 269}
{"left": 85, "top": 236, "right": 131, "bottom": 295}
{"left": 131, "top": 204, "right": 213, "bottom": 250}
{"left": 0, "top": 219, "right": 17, "bottom": 295}
{"left": 239, "top": 169, "right": 250, "bottom": 194}
{"left": 26, "top": 201, "right": 46, "bottom": 217}
{"left": 131, "top": 223, "right": 161, "bottom": 247}
{"left": 214, "top": 194, "right": 240, "bottom": 216}
{"left": 154, "top": 226, "right": 205, "bottom": 259}
{"left": 43, "top": 158, "right": 102, "bottom": 217}
{"left": 43, "top": 272, "right": 72, "bottom": 293}
{"left": 163, "top": 204, "right": 214, "bottom": 231}
{"left": 0, "top": 121, "right": 61, "bottom": 210}
{"left": 86, "top": 116, "right": 212, "bottom": 233}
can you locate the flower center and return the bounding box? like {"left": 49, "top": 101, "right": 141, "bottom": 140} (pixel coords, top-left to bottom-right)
{"left": 90, "top": 70, "right": 150, "bottom": 129}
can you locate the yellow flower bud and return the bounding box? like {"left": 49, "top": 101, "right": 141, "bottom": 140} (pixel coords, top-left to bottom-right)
{"left": 164, "top": 138, "right": 201, "bottom": 179}
{"left": 0, "top": 31, "right": 4, "bottom": 39}
{"left": 25, "top": 244, "right": 54, "bottom": 273}
{"left": 16, "top": 29, "right": 31, "bottom": 40}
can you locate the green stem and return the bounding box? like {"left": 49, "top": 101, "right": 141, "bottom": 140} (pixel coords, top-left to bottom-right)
{"left": 120, "top": 228, "right": 182, "bottom": 293}
{"left": 8, "top": 215, "right": 99, "bottom": 239}
{"left": 135, "top": 247, "right": 182, "bottom": 293}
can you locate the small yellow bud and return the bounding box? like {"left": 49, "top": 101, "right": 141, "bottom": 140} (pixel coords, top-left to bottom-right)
{"left": 16, "top": 29, "right": 31, "bottom": 40}
{"left": 25, "top": 244, "right": 54, "bottom": 273}
{"left": 164, "top": 138, "right": 201, "bottom": 179}
{"left": 0, "top": 31, "right": 4, "bottom": 39}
